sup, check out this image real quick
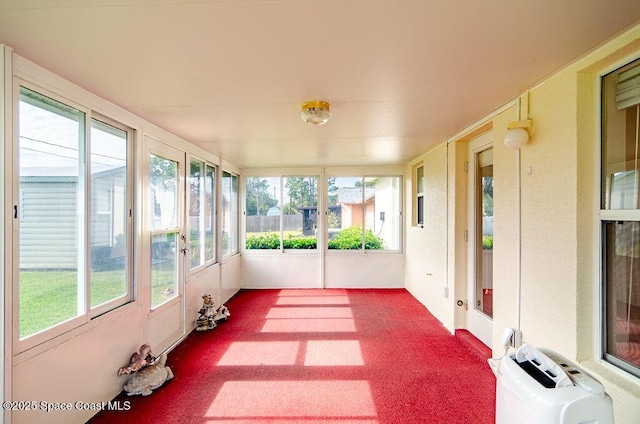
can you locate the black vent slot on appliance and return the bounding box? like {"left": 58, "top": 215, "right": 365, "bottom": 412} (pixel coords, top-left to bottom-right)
{"left": 512, "top": 357, "right": 556, "bottom": 388}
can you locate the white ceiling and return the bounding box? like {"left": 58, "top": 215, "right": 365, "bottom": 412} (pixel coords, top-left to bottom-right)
{"left": 1, "top": 0, "right": 640, "bottom": 169}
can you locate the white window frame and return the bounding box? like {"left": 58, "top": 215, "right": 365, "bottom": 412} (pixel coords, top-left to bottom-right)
{"left": 598, "top": 56, "right": 640, "bottom": 379}
{"left": 222, "top": 170, "right": 239, "bottom": 258}
{"left": 243, "top": 174, "right": 321, "bottom": 253}
{"left": 13, "top": 79, "right": 135, "bottom": 353}
{"left": 187, "top": 155, "right": 217, "bottom": 273}
{"left": 325, "top": 174, "right": 403, "bottom": 253}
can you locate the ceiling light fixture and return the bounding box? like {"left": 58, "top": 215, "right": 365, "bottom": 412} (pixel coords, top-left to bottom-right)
{"left": 301, "top": 100, "right": 331, "bottom": 125}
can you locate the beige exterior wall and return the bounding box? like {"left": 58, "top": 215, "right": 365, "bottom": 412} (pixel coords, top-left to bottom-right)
{"left": 405, "top": 23, "right": 640, "bottom": 424}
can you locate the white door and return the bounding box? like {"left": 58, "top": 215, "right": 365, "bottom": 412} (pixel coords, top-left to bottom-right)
{"left": 467, "top": 132, "right": 494, "bottom": 347}
{"left": 146, "top": 137, "right": 186, "bottom": 352}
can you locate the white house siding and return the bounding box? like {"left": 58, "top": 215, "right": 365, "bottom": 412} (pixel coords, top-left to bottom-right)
{"left": 19, "top": 177, "right": 78, "bottom": 269}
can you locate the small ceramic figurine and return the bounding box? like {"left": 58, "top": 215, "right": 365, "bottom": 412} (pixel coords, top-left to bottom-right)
{"left": 196, "top": 293, "right": 217, "bottom": 331}
{"left": 214, "top": 304, "right": 230, "bottom": 323}
{"left": 118, "top": 344, "right": 156, "bottom": 376}
{"left": 196, "top": 294, "right": 230, "bottom": 331}
{"left": 123, "top": 354, "right": 173, "bottom": 396}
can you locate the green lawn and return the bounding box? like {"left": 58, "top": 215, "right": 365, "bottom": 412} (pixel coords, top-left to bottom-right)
{"left": 20, "top": 264, "right": 178, "bottom": 338}
{"left": 19, "top": 269, "right": 127, "bottom": 338}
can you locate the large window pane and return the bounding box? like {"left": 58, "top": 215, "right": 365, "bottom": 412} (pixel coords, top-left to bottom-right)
{"left": 189, "top": 160, "right": 216, "bottom": 267}
{"left": 245, "top": 177, "right": 281, "bottom": 249}
{"left": 205, "top": 164, "right": 216, "bottom": 263}
{"left": 284, "top": 176, "right": 318, "bottom": 249}
{"left": 245, "top": 176, "right": 319, "bottom": 250}
{"left": 603, "top": 221, "right": 640, "bottom": 375}
{"left": 189, "top": 159, "right": 205, "bottom": 268}
{"left": 327, "top": 177, "right": 386, "bottom": 250}
{"left": 365, "top": 176, "right": 401, "bottom": 250}
{"left": 18, "top": 87, "right": 86, "bottom": 338}
{"left": 90, "top": 119, "right": 128, "bottom": 308}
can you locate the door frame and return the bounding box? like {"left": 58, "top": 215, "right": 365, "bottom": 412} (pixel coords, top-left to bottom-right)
{"left": 144, "top": 136, "right": 187, "bottom": 353}
{"left": 467, "top": 131, "right": 493, "bottom": 347}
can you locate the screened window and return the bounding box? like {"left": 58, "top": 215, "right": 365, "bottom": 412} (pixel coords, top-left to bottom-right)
{"left": 601, "top": 57, "right": 640, "bottom": 377}
{"left": 222, "top": 171, "right": 238, "bottom": 256}
{"left": 245, "top": 176, "right": 318, "bottom": 250}
{"left": 18, "top": 86, "right": 132, "bottom": 341}
{"left": 189, "top": 159, "right": 216, "bottom": 269}
{"left": 327, "top": 176, "right": 401, "bottom": 251}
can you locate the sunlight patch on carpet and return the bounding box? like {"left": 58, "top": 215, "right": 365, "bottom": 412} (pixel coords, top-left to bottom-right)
{"left": 266, "top": 307, "right": 353, "bottom": 319}
{"left": 304, "top": 340, "right": 364, "bottom": 366}
{"left": 206, "top": 380, "right": 377, "bottom": 418}
{"left": 206, "top": 420, "right": 379, "bottom": 423}
{"left": 261, "top": 318, "right": 356, "bottom": 333}
{"left": 276, "top": 296, "right": 350, "bottom": 305}
{"left": 217, "top": 341, "right": 300, "bottom": 366}
{"left": 278, "top": 289, "right": 349, "bottom": 296}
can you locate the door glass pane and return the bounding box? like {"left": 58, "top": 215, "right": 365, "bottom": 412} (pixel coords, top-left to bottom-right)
{"left": 284, "top": 177, "right": 318, "bottom": 249}
{"left": 476, "top": 148, "right": 493, "bottom": 318}
{"left": 149, "top": 153, "right": 179, "bottom": 309}
{"left": 18, "top": 87, "right": 86, "bottom": 338}
{"left": 245, "top": 177, "right": 281, "bottom": 249}
{"left": 364, "top": 176, "right": 400, "bottom": 250}
{"left": 150, "top": 154, "right": 178, "bottom": 230}
{"left": 90, "top": 119, "right": 128, "bottom": 308}
{"left": 151, "top": 232, "right": 179, "bottom": 308}
{"left": 603, "top": 221, "right": 640, "bottom": 372}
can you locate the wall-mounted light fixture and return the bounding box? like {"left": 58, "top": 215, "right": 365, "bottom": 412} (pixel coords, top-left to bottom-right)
{"left": 504, "top": 119, "right": 532, "bottom": 149}
{"left": 301, "top": 100, "right": 331, "bottom": 125}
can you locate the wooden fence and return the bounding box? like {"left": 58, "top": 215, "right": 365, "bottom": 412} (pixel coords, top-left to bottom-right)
{"left": 246, "top": 215, "right": 304, "bottom": 232}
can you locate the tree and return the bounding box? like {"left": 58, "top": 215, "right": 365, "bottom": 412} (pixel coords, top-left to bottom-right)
{"left": 245, "top": 177, "right": 277, "bottom": 215}
{"left": 285, "top": 177, "right": 317, "bottom": 212}
{"left": 327, "top": 177, "right": 338, "bottom": 206}
{"left": 150, "top": 155, "right": 176, "bottom": 189}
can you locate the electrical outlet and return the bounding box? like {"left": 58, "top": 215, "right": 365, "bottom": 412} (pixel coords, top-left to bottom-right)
{"left": 512, "top": 329, "right": 522, "bottom": 348}
{"left": 501, "top": 327, "right": 515, "bottom": 349}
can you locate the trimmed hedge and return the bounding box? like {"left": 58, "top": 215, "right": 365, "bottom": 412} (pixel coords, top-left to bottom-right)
{"left": 328, "top": 226, "right": 383, "bottom": 250}
{"left": 245, "top": 226, "right": 384, "bottom": 250}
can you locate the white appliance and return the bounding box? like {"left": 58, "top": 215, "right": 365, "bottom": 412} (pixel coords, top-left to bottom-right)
{"left": 496, "top": 344, "right": 614, "bottom": 424}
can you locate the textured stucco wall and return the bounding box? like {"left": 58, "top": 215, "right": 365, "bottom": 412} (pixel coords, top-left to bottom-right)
{"left": 404, "top": 22, "right": 640, "bottom": 424}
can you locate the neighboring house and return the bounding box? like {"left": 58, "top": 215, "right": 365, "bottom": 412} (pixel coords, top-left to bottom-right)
{"left": 19, "top": 166, "right": 126, "bottom": 270}
{"left": 336, "top": 187, "right": 375, "bottom": 229}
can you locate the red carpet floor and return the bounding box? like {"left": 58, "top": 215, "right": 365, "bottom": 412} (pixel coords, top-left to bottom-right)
{"left": 88, "top": 289, "right": 496, "bottom": 423}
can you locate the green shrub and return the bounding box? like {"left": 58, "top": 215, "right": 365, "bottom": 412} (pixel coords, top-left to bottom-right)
{"left": 246, "top": 227, "right": 384, "bottom": 250}
{"left": 283, "top": 235, "right": 317, "bottom": 249}
{"left": 246, "top": 233, "right": 318, "bottom": 249}
{"left": 328, "top": 226, "right": 383, "bottom": 250}
{"left": 246, "top": 232, "right": 280, "bottom": 249}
